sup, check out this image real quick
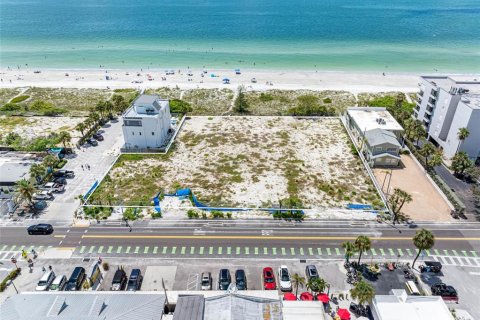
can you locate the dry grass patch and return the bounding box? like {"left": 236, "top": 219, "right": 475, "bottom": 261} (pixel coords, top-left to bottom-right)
{"left": 0, "top": 88, "right": 23, "bottom": 105}
{"left": 92, "top": 117, "right": 381, "bottom": 209}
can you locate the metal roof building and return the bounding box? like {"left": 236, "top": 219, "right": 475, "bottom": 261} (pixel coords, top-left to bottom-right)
{"left": 0, "top": 292, "right": 166, "bottom": 320}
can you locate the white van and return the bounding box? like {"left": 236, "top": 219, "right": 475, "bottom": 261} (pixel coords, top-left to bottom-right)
{"left": 36, "top": 271, "right": 56, "bottom": 291}
{"left": 49, "top": 275, "right": 66, "bottom": 291}
{"left": 406, "top": 280, "right": 421, "bottom": 296}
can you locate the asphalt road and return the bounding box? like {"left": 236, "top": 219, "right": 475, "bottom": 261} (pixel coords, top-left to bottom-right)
{"left": 2, "top": 220, "right": 480, "bottom": 254}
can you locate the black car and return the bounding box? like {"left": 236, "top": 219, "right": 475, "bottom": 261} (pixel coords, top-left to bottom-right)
{"left": 235, "top": 269, "right": 247, "bottom": 290}
{"left": 431, "top": 283, "right": 458, "bottom": 297}
{"left": 305, "top": 265, "right": 319, "bottom": 280}
{"left": 93, "top": 133, "right": 104, "bottom": 141}
{"left": 53, "top": 170, "right": 74, "bottom": 178}
{"left": 86, "top": 138, "right": 98, "bottom": 146}
{"left": 111, "top": 269, "right": 128, "bottom": 291}
{"left": 65, "top": 267, "right": 86, "bottom": 291}
{"left": 27, "top": 224, "right": 54, "bottom": 235}
{"left": 126, "top": 269, "right": 143, "bottom": 291}
{"left": 218, "top": 269, "right": 231, "bottom": 290}
{"left": 52, "top": 177, "right": 67, "bottom": 185}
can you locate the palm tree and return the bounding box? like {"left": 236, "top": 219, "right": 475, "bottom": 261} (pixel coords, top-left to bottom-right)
{"left": 75, "top": 122, "right": 86, "bottom": 138}
{"left": 307, "top": 277, "right": 328, "bottom": 295}
{"left": 342, "top": 241, "right": 356, "bottom": 263}
{"left": 354, "top": 235, "right": 371, "bottom": 265}
{"left": 388, "top": 188, "right": 413, "bottom": 225}
{"left": 456, "top": 127, "right": 470, "bottom": 153}
{"left": 84, "top": 118, "right": 94, "bottom": 130}
{"left": 419, "top": 142, "right": 436, "bottom": 169}
{"left": 29, "top": 163, "right": 46, "bottom": 184}
{"left": 95, "top": 101, "right": 106, "bottom": 118}
{"left": 291, "top": 273, "right": 306, "bottom": 297}
{"left": 89, "top": 112, "right": 100, "bottom": 125}
{"left": 57, "top": 131, "right": 72, "bottom": 149}
{"left": 451, "top": 151, "right": 473, "bottom": 176}
{"left": 350, "top": 280, "right": 375, "bottom": 306}
{"left": 16, "top": 179, "right": 36, "bottom": 206}
{"left": 412, "top": 228, "right": 435, "bottom": 268}
{"left": 42, "top": 154, "right": 58, "bottom": 172}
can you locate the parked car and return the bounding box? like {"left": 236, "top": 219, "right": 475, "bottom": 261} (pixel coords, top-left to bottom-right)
{"left": 201, "top": 272, "right": 212, "bottom": 290}
{"left": 111, "top": 269, "right": 128, "bottom": 291}
{"left": 126, "top": 269, "right": 142, "bottom": 291}
{"left": 86, "top": 138, "right": 98, "bottom": 146}
{"left": 33, "top": 190, "right": 54, "bottom": 201}
{"left": 235, "top": 269, "right": 247, "bottom": 290}
{"left": 420, "top": 261, "right": 442, "bottom": 273}
{"left": 36, "top": 271, "right": 56, "bottom": 291}
{"left": 49, "top": 275, "right": 67, "bottom": 291}
{"left": 305, "top": 265, "right": 319, "bottom": 281}
{"left": 93, "top": 133, "right": 104, "bottom": 141}
{"left": 263, "top": 267, "right": 276, "bottom": 290}
{"left": 52, "top": 170, "right": 74, "bottom": 178}
{"left": 65, "top": 267, "right": 86, "bottom": 291}
{"left": 431, "top": 283, "right": 458, "bottom": 302}
{"left": 218, "top": 269, "right": 231, "bottom": 290}
{"left": 42, "top": 182, "right": 65, "bottom": 193}
{"left": 52, "top": 177, "right": 67, "bottom": 185}
{"left": 278, "top": 265, "right": 292, "bottom": 292}
{"left": 27, "top": 224, "right": 54, "bottom": 235}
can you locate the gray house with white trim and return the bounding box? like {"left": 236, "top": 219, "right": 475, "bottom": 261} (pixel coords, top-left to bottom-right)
{"left": 364, "top": 129, "right": 401, "bottom": 167}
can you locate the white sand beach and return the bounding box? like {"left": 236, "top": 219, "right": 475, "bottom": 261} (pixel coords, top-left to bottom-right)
{"left": 0, "top": 68, "right": 428, "bottom": 93}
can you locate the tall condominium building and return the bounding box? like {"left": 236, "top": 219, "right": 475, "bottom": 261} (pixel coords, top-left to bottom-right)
{"left": 414, "top": 76, "right": 480, "bottom": 161}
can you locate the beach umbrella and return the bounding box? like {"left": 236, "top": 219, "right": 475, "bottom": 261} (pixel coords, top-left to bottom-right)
{"left": 300, "top": 292, "right": 314, "bottom": 301}
{"left": 210, "top": 73, "right": 216, "bottom": 77}
{"left": 283, "top": 293, "right": 297, "bottom": 301}
{"left": 317, "top": 293, "right": 330, "bottom": 303}
{"left": 337, "top": 308, "right": 351, "bottom": 320}
{"left": 223, "top": 78, "right": 230, "bottom": 81}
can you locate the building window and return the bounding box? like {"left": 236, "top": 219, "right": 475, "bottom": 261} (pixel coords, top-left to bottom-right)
{"left": 139, "top": 132, "right": 142, "bottom": 135}
{"left": 152, "top": 132, "right": 155, "bottom": 135}
{"left": 132, "top": 132, "right": 134, "bottom": 135}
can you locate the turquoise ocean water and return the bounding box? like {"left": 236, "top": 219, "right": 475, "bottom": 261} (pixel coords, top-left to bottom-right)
{"left": 1, "top": 0, "right": 479, "bottom": 72}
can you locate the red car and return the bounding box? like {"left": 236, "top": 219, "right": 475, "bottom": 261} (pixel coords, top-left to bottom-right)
{"left": 263, "top": 267, "right": 276, "bottom": 290}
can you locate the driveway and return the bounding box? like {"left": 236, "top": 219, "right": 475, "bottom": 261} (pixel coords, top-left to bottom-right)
{"left": 39, "top": 120, "right": 124, "bottom": 221}
{"left": 374, "top": 155, "right": 453, "bottom": 222}
{"left": 434, "top": 164, "right": 478, "bottom": 221}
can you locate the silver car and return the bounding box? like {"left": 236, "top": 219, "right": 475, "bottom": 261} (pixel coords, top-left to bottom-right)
{"left": 201, "top": 272, "right": 212, "bottom": 290}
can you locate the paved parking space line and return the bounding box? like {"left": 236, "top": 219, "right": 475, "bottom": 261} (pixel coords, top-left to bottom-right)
{"left": 326, "top": 248, "right": 331, "bottom": 256}
{"left": 88, "top": 246, "right": 95, "bottom": 254}
{"left": 217, "top": 247, "right": 222, "bottom": 255}
{"left": 134, "top": 246, "right": 140, "bottom": 254}
{"left": 200, "top": 247, "right": 204, "bottom": 254}
{"left": 98, "top": 246, "right": 104, "bottom": 253}
{"left": 107, "top": 246, "right": 113, "bottom": 253}
{"left": 117, "top": 246, "right": 122, "bottom": 253}
{"left": 254, "top": 247, "right": 258, "bottom": 255}
{"left": 191, "top": 247, "right": 195, "bottom": 255}
{"left": 380, "top": 248, "right": 385, "bottom": 256}
{"left": 144, "top": 246, "right": 150, "bottom": 254}
{"left": 162, "top": 246, "right": 167, "bottom": 254}
{"left": 126, "top": 246, "right": 131, "bottom": 254}
{"left": 300, "top": 248, "right": 304, "bottom": 256}
{"left": 290, "top": 248, "right": 295, "bottom": 255}
{"left": 245, "top": 247, "right": 249, "bottom": 255}
{"left": 227, "top": 247, "right": 231, "bottom": 255}
{"left": 79, "top": 246, "right": 86, "bottom": 253}
{"left": 308, "top": 248, "right": 313, "bottom": 255}
{"left": 153, "top": 246, "right": 158, "bottom": 254}
{"left": 181, "top": 247, "right": 186, "bottom": 255}
{"left": 172, "top": 247, "right": 177, "bottom": 254}
{"left": 281, "top": 248, "right": 286, "bottom": 255}
{"left": 272, "top": 248, "right": 277, "bottom": 255}
{"left": 264, "top": 247, "right": 268, "bottom": 255}
{"left": 209, "top": 247, "right": 213, "bottom": 255}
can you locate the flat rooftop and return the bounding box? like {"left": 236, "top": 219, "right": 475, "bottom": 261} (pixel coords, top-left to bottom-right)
{"left": 123, "top": 94, "right": 169, "bottom": 118}
{"left": 421, "top": 76, "right": 480, "bottom": 108}
{"left": 347, "top": 107, "right": 404, "bottom": 132}
{"left": 0, "top": 152, "right": 40, "bottom": 185}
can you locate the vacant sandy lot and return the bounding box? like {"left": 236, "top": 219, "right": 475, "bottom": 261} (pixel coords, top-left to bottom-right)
{"left": 95, "top": 116, "right": 381, "bottom": 208}
{"left": 374, "top": 155, "right": 452, "bottom": 221}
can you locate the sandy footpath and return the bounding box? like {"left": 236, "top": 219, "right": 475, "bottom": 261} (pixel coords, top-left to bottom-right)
{"left": 0, "top": 68, "right": 429, "bottom": 93}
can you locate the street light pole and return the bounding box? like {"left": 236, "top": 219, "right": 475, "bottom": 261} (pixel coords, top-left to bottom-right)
{"left": 8, "top": 279, "right": 18, "bottom": 294}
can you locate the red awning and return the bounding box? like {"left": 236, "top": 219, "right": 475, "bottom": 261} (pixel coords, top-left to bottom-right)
{"left": 300, "top": 292, "right": 314, "bottom": 301}
{"left": 337, "top": 308, "right": 351, "bottom": 320}
{"left": 317, "top": 293, "right": 330, "bottom": 303}
{"left": 283, "top": 293, "right": 297, "bottom": 301}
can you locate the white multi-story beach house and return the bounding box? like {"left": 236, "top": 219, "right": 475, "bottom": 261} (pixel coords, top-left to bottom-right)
{"left": 122, "top": 94, "right": 172, "bottom": 150}
{"left": 414, "top": 76, "right": 480, "bottom": 161}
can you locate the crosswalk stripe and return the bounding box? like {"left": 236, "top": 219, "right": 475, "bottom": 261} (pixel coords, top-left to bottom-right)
{"left": 88, "top": 246, "right": 95, "bottom": 253}
{"left": 0, "top": 245, "right": 7, "bottom": 251}
{"left": 245, "top": 247, "right": 249, "bottom": 255}
{"left": 209, "top": 247, "right": 213, "bottom": 255}
{"left": 300, "top": 248, "right": 304, "bottom": 256}
{"left": 272, "top": 248, "right": 277, "bottom": 255}
{"left": 107, "top": 246, "right": 113, "bottom": 253}
{"left": 291, "top": 248, "right": 295, "bottom": 255}
{"left": 181, "top": 247, "right": 186, "bottom": 255}
{"left": 218, "top": 247, "right": 222, "bottom": 255}
{"left": 282, "top": 248, "right": 286, "bottom": 255}
{"left": 264, "top": 247, "right": 268, "bottom": 255}
{"left": 134, "top": 246, "right": 140, "bottom": 254}
{"left": 153, "top": 247, "right": 158, "bottom": 254}
{"left": 471, "top": 251, "right": 478, "bottom": 257}
{"left": 398, "top": 249, "right": 403, "bottom": 256}
{"left": 380, "top": 248, "right": 385, "bottom": 256}
{"left": 317, "top": 248, "right": 322, "bottom": 255}
{"left": 144, "top": 246, "right": 150, "bottom": 254}
{"left": 425, "top": 249, "right": 431, "bottom": 256}
{"left": 388, "top": 248, "right": 394, "bottom": 256}
{"left": 227, "top": 247, "right": 231, "bottom": 255}
{"left": 9, "top": 245, "right": 16, "bottom": 251}
{"left": 406, "top": 249, "right": 412, "bottom": 256}
{"left": 443, "top": 250, "right": 449, "bottom": 256}
{"left": 254, "top": 247, "right": 258, "bottom": 255}
{"left": 452, "top": 250, "right": 458, "bottom": 256}
{"left": 80, "top": 246, "right": 86, "bottom": 253}
{"left": 335, "top": 248, "right": 340, "bottom": 255}
{"left": 236, "top": 247, "right": 240, "bottom": 255}
{"left": 190, "top": 247, "right": 195, "bottom": 254}
{"left": 126, "top": 246, "right": 131, "bottom": 253}
{"left": 200, "top": 247, "right": 204, "bottom": 254}
{"left": 19, "top": 245, "right": 25, "bottom": 251}
{"left": 308, "top": 248, "right": 313, "bottom": 255}
{"left": 462, "top": 250, "right": 468, "bottom": 257}
{"left": 117, "top": 246, "right": 122, "bottom": 253}
{"left": 98, "top": 246, "right": 104, "bottom": 253}
{"left": 326, "top": 248, "right": 331, "bottom": 256}
{"left": 162, "top": 247, "right": 167, "bottom": 254}
{"left": 172, "top": 247, "right": 177, "bottom": 254}
{"left": 371, "top": 248, "right": 377, "bottom": 256}
{"left": 434, "top": 249, "right": 440, "bottom": 255}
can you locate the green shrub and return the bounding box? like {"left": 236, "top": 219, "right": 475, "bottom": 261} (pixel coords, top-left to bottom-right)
{"left": 201, "top": 212, "right": 208, "bottom": 219}
{"left": 10, "top": 95, "right": 29, "bottom": 103}
{"left": 123, "top": 207, "right": 139, "bottom": 220}
{"left": 187, "top": 209, "right": 199, "bottom": 219}
{"left": 29, "top": 100, "right": 66, "bottom": 116}
{"left": 102, "top": 262, "right": 109, "bottom": 271}
{"left": 226, "top": 212, "right": 232, "bottom": 219}
{"left": 323, "top": 97, "right": 332, "bottom": 104}
{"left": 210, "top": 210, "right": 225, "bottom": 219}
{"left": 170, "top": 99, "right": 193, "bottom": 113}
{"left": 56, "top": 159, "right": 67, "bottom": 168}
{"left": 259, "top": 93, "right": 274, "bottom": 102}
{"left": 0, "top": 103, "right": 23, "bottom": 111}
